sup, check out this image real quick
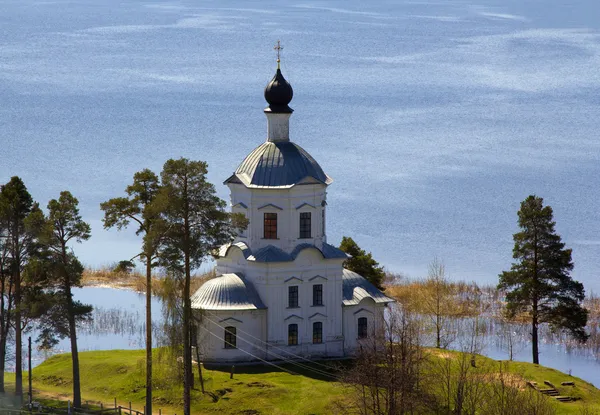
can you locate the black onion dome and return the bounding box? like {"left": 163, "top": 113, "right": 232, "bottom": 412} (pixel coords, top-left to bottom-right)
{"left": 264, "top": 68, "right": 293, "bottom": 113}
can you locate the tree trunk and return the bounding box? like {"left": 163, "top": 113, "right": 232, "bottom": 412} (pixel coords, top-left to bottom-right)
{"left": 0, "top": 274, "right": 8, "bottom": 393}
{"left": 532, "top": 310, "right": 539, "bottom": 365}
{"left": 183, "top": 265, "right": 191, "bottom": 415}
{"left": 67, "top": 285, "right": 82, "bottom": 407}
{"left": 436, "top": 314, "right": 441, "bottom": 349}
{"left": 0, "top": 292, "right": 10, "bottom": 394}
{"left": 183, "top": 202, "right": 191, "bottom": 415}
{"left": 145, "top": 258, "right": 152, "bottom": 415}
{"left": 61, "top": 241, "right": 82, "bottom": 409}
{"left": 532, "top": 232, "right": 539, "bottom": 365}
{"left": 0, "top": 328, "right": 6, "bottom": 393}
{"left": 14, "top": 265, "right": 22, "bottom": 402}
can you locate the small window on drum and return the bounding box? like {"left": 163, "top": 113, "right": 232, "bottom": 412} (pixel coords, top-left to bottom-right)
{"left": 299, "top": 212, "right": 311, "bottom": 239}
{"left": 264, "top": 213, "right": 277, "bottom": 239}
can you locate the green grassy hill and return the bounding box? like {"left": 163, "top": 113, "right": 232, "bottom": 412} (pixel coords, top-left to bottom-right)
{"left": 6, "top": 349, "right": 600, "bottom": 414}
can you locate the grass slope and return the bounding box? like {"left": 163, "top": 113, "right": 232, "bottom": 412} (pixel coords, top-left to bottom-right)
{"left": 26, "top": 349, "right": 343, "bottom": 415}
{"left": 7, "top": 349, "right": 600, "bottom": 415}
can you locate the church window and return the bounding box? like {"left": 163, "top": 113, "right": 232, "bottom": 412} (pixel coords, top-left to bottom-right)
{"left": 299, "top": 212, "right": 311, "bottom": 238}
{"left": 264, "top": 213, "right": 277, "bottom": 239}
{"left": 288, "top": 286, "right": 299, "bottom": 308}
{"left": 358, "top": 317, "right": 368, "bottom": 339}
{"left": 313, "top": 322, "right": 323, "bottom": 344}
{"left": 224, "top": 326, "right": 237, "bottom": 349}
{"left": 288, "top": 324, "right": 298, "bottom": 345}
{"left": 321, "top": 210, "right": 325, "bottom": 235}
{"left": 312, "top": 284, "right": 323, "bottom": 306}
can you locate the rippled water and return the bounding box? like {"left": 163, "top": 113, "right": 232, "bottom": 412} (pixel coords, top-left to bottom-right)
{"left": 1, "top": 0, "right": 600, "bottom": 292}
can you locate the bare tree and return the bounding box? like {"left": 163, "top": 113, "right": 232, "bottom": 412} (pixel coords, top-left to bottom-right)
{"left": 420, "top": 259, "right": 457, "bottom": 349}
{"left": 428, "top": 312, "right": 490, "bottom": 415}
{"left": 495, "top": 314, "right": 525, "bottom": 361}
{"left": 339, "top": 307, "right": 434, "bottom": 414}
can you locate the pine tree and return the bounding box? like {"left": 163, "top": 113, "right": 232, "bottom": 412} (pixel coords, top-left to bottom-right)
{"left": 498, "top": 195, "right": 588, "bottom": 365}
{"left": 156, "top": 158, "right": 247, "bottom": 415}
{"left": 41, "top": 191, "right": 92, "bottom": 408}
{"left": 0, "top": 177, "right": 37, "bottom": 401}
{"left": 339, "top": 236, "right": 386, "bottom": 291}
{"left": 100, "top": 169, "right": 164, "bottom": 415}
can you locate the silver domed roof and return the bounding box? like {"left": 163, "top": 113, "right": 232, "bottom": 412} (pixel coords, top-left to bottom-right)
{"left": 224, "top": 141, "right": 333, "bottom": 188}
{"left": 342, "top": 269, "right": 395, "bottom": 306}
{"left": 191, "top": 273, "right": 266, "bottom": 311}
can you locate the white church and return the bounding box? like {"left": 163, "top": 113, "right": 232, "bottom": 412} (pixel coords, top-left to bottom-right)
{"left": 191, "top": 57, "right": 394, "bottom": 362}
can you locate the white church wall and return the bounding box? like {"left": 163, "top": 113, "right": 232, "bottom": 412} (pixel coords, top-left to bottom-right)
{"left": 196, "top": 309, "right": 267, "bottom": 362}
{"left": 216, "top": 247, "right": 346, "bottom": 358}
{"left": 342, "top": 301, "right": 387, "bottom": 354}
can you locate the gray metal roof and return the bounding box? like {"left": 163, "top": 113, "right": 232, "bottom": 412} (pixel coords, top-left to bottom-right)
{"left": 224, "top": 141, "right": 333, "bottom": 188}
{"left": 251, "top": 245, "right": 292, "bottom": 262}
{"left": 342, "top": 269, "right": 395, "bottom": 306}
{"left": 219, "top": 242, "right": 348, "bottom": 263}
{"left": 191, "top": 273, "right": 266, "bottom": 311}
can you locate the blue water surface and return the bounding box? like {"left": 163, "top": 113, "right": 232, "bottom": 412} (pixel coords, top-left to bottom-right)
{"left": 1, "top": 0, "right": 599, "bottom": 292}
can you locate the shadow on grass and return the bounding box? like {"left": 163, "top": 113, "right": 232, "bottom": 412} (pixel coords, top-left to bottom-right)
{"left": 203, "top": 359, "right": 354, "bottom": 382}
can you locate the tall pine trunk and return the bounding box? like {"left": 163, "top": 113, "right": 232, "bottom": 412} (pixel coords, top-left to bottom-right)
{"left": 14, "top": 243, "right": 22, "bottom": 402}
{"left": 183, "top": 188, "right": 191, "bottom": 415}
{"left": 66, "top": 277, "right": 82, "bottom": 407}
{"left": 183, "top": 259, "right": 192, "bottom": 414}
{"left": 183, "top": 270, "right": 191, "bottom": 415}
{"left": 145, "top": 258, "right": 152, "bottom": 415}
{"left": 0, "top": 275, "right": 9, "bottom": 393}
{"left": 532, "top": 233, "right": 539, "bottom": 365}
{"left": 67, "top": 295, "right": 82, "bottom": 407}
{"left": 63, "top": 246, "right": 82, "bottom": 408}
{"left": 0, "top": 330, "right": 6, "bottom": 393}
{"left": 532, "top": 307, "right": 539, "bottom": 365}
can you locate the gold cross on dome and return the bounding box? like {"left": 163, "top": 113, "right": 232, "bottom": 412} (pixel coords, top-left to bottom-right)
{"left": 274, "top": 40, "right": 283, "bottom": 68}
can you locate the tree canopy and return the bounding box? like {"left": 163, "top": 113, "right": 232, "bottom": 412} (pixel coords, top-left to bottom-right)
{"left": 498, "top": 195, "right": 588, "bottom": 365}
{"left": 339, "top": 236, "right": 386, "bottom": 291}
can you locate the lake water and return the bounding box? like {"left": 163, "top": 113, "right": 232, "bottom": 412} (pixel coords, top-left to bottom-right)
{"left": 19, "top": 287, "right": 163, "bottom": 370}
{"left": 17, "top": 287, "right": 600, "bottom": 389}
{"left": 1, "top": 3, "right": 600, "bottom": 289}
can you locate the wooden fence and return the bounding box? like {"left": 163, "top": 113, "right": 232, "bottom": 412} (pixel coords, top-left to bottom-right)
{"left": 0, "top": 399, "right": 174, "bottom": 415}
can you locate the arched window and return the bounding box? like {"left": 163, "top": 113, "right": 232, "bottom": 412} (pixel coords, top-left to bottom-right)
{"left": 288, "top": 324, "right": 298, "bottom": 346}
{"left": 224, "top": 326, "right": 237, "bottom": 349}
{"left": 313, "top": 322, "right": 323, "bottom": 344}
{"left": 358, "top": 317, "right": 368, "bottom": 339}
